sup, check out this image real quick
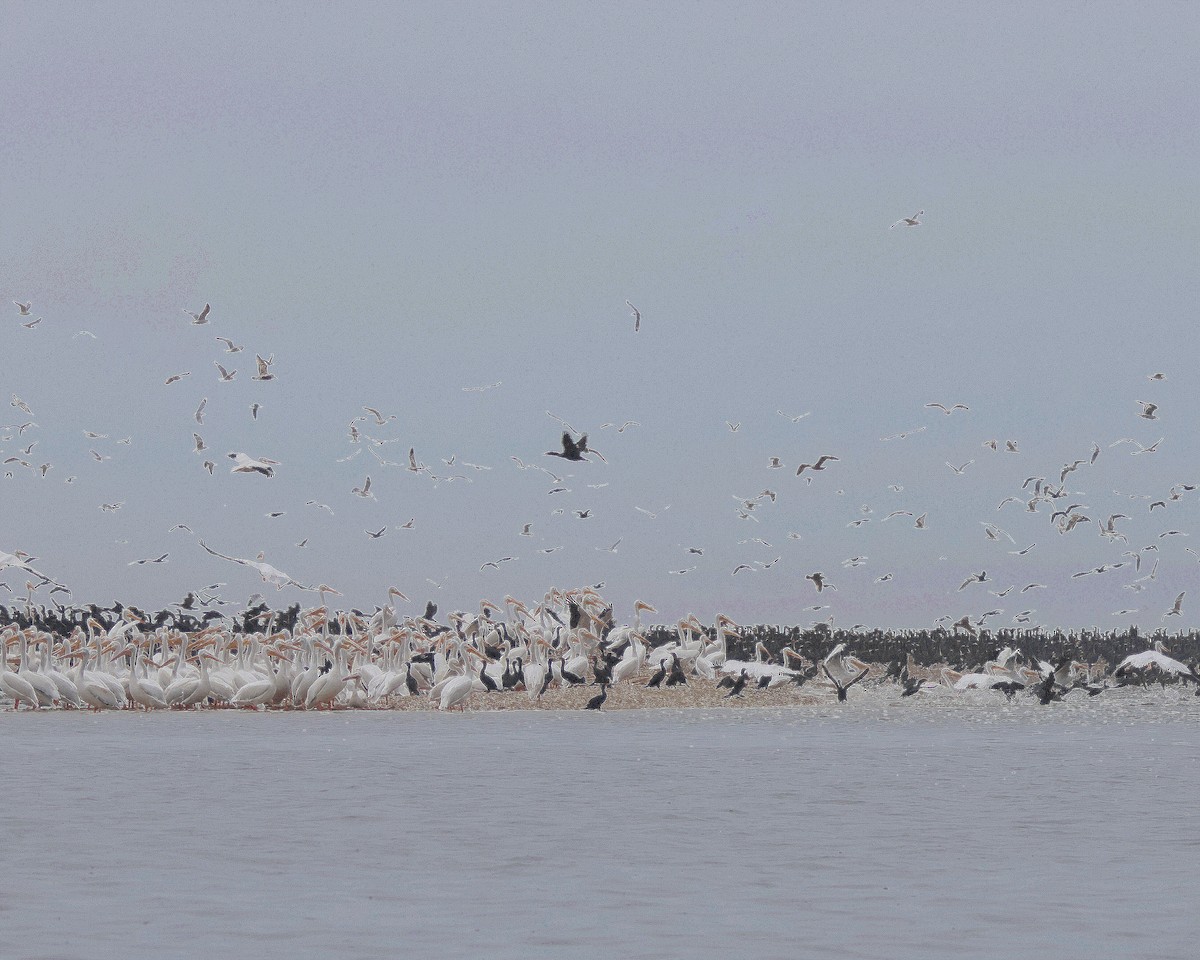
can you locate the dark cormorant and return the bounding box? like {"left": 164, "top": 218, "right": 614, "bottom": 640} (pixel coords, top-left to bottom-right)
{"left": 584, "top": 682, "right": 608, "bottom": 711}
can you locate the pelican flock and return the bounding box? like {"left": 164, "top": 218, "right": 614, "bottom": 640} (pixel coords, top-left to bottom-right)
{"left": 1, "top": 587, "right": 1196, "bottom": 711}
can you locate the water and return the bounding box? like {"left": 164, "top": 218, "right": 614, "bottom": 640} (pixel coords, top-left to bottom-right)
{"left": 3, "top": 692, "right": 1198, "bottom": 960}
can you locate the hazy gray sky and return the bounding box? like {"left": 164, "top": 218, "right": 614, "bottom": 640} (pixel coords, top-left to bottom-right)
{"left": 3, "top": 2, "right": 1199, "bottom": 628}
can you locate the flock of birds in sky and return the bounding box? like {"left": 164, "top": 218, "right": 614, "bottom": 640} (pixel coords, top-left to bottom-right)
{"left": 3, "top": 206, "right": 1199, "bottom": 646}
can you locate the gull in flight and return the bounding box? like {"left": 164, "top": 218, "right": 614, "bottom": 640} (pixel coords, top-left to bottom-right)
{"left": 625, "top": 300, "right": 641, "bottom": 332}
{"left": 777, "top": 410, "right": 811, "bottom": 422}
{"left": 796, "top": 455, "right": 839, "bottom": 476}
{"left": 184, "top": 303, "right": 211, "bottom": 324}
{"left": 881, "top": 427, "right": 926, "bottom": 440}
{"left": 199, "top": 541, "right": 311, "bottom": 591}
{"left": 13, "top": 301, "right": 31, "bottom": 315}
{"left": 11, "top": 395, "right": 33, "bottom": 415}
{"left": 596, "top": 538, "right": 622, "bottom": 553}
{"left": 925, "top": 403, "right": 968, "bottom": 415}
{"left": 1147, "top": 372, "right": 1166, "bottom": 381}
{"left": 1136, "top": 401, "right": 1158, "bottom": 420}
{"left": 22, "top": 317, "right": 42, "bottom": 329}
{"left": 726, "top": 421, "right": 741, "bottom": 432}
{"left": 214, "top": 362, "right": 237, "bottom": 382}
{"left": 600, "top": 420, "right": 641, "bottom": 432}
{"left": 352, "top": 476, "right": 375, "bottom": 499}
{"left": 73, "top": 330, "right": 97, "bottom": 339}
{"left": 250, "top": 403, "right": 261, "bottom": 420}
{"left": 194, "top": 398, "right": 207, "bottom": 424}
{"left": 945, "top": 460, "right": 974, "bottom": 475}
{"left": 890, "top": 209, "right": 923, "bottom": 229}
{"left": 480, "top": 557, "right": 516, "bottom": 571}
{"left": 1163, "top": 592, "right": 1185, "bottom": 619}
{"left": 365, "top": 527, "right": 387, "bottom": 539}
{"left": 215, "top": 337, "right": 243, "bottom": 353}
{"left": 253, "top": 354, "right": 275, "bottom": 381}
{"left": 192, "top": 433, "right": 207, "bottom": 453}
{"left": 806, "top": 572, "right": 834, "bottom": 592}
{"left": 128, "top": 554, "right": 169, "bottom": 566}
{"left": 363, "top": 407, "right": 395, "bottom": 426}
{"left": 227, "top": 452, "right": 279, "bottom": 477}
{"left": 164, "top": 372, "right": 190, "bottom": 385}
{"left": 462, "top": 381, "right": 503, "bottom": 393}
{"left": 306, "top": 500, "right": 334, "bottom": 516}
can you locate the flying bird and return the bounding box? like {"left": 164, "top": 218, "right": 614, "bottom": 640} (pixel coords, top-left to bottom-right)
{"left": 890, "top": 210, "right": 924, "bottom": 229}
{"left": 227, "top": 452, "right": 278, "bottom": 477}
{"left": 184, "top": 303, "right": 211, "bottom": 324}
{"left": 252, "top": 354, "right": 275, "bottom": 381}
{"left": 625, "top": 300, "right": 641, "bottom": 332}
{"left": 925, "top": 402, "right": 968, "bottom": 414}
{"left": 796, "top": 456, "right": 839, "bottom": 476}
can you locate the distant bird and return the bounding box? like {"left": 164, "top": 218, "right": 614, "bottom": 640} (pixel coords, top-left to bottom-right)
{"left": 1163, "top": 592, "right": 1186, "bottom": 619}
{"left": 252, "top": 354, "right": 275, "bottom": 381}
{"left": 768, "top": 457, "right": 784, "bottom": 469}
{"left": 889, "top": 210, "right": 924, "bottom": 229}
{"left": 362, "top": 406, "right": 394, "bottom": 425}
{"left": 925, "top": 402, "right": 968, "bottom": 414}
{"left": 726, "top": 421, "right": 741, "bottom": 432}
{"left": 724, "top": 670, "right": 749, "bottom": 698}
{"left": 480, "top": 557, "right": 516, "bottom": 571}
{"left": 215, "top": 337, "right": 243, "bottom": 353}
{"left": 584, "top": 683, "right": 608, "bottom": 711}
{"left": 194, "top": 398, "right": 207, "bottom": 424}
{"left": 227, "top": 452, "right": 278, "bottom": 477}
{"left": 959, "top": 571, "right": 989, "bottom": 590}
{"left": 21, "top": 317, "right": 42, "bottom": 328}
{"left": 806, "top": 572, "right": 833, "bottom": 592}
{"left": 214, "top": 362, "right": 237, "bottom": 382}
{"left": 184, "top": 303, "right": 211, "bottom": 324}
{"left": 1147, "top": 372, "right": 1167, "bottom": 381}
{"left": 128, "top": 554, "right": 168, "bottom": 566}
{"left": 946, "top": 460, "right": 974, "bottom": 475}
{"left": 164, "top": 372, "right": 191, "bottom": 385}
{"left": 796, "top": 456, "right": 839, "bottom": 476}
{"left": 625, "top": 300, "right": 641, "bottom": 332}
{"left": 192, "top": 433, "right": 207, "bottom": 453}
{"left": 365, "top": 527, "right": 387, "bottom": 539}
{"left": 13, "top": 301, "right": 31, "bottom": 315}
{"left": 1136, "top": 401, "right": 1158, "bottom": 420}
{"left": 822, "top": 663, "right": 869, "bottom": 702}
{"left": 777, "top": 410, "right": 811, "bottom": 422}
{"left": 546, "top": 432, "right": 589, "bottom": 462}
{"left": 351, "top": 475, "right": 375, "bottom": 499}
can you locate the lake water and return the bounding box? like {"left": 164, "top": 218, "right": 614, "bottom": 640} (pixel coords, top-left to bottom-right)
{"left": 3, "top": 688, "right": 1198, "bottom": 960}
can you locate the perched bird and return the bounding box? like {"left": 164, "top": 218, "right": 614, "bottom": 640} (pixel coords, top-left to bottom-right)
{"left": 584, "top": 683, "right": 609, "bottom": 711}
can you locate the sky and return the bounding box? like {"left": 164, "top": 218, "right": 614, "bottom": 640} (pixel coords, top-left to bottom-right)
{"left": 2, "top": 1, "right": 1199, "bottom": 630}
